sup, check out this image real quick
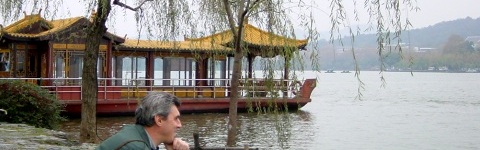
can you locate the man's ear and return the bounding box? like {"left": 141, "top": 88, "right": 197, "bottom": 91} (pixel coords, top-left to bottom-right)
{"left": 155, "top": 115, "right": 163, "bottom": 126}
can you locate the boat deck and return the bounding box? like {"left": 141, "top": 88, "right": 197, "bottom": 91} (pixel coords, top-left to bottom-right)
{"left": 1, "top": 77, "right": 316, "bottom": 116}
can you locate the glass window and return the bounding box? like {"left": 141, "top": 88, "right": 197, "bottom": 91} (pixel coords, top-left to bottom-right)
{"left": 97, "top": 55, "right": 104, "bottom": 78}
{"left": 160, "top": 57, "right": 195, "bottom": 86}
{"left": 54, "top": 52, "right": 65, "bottom": 78}
{"left": 16, "top": 50, "right": 25, "bottom": 76}
{"left": 52, "top": 50, "right": 106, "bottom": 85}
{"left": 69, "top": 52, "right": 83, "bottom": 79}
{"left": 0, "top": 51, "right": 10, "bottom": 71}
{"left": 53, "top": 52, "right": 66, "bottom": 85}
{"left": 154, "top": 58, "right": 164, "bottom": 86}
{"left": 207, "top": 58, "right": 227, "bottom": 86}
{"left": 122, "top": 56, "right": 146, "bottom": 86}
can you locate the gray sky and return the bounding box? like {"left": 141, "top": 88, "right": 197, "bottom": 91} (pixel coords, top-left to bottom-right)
{"left": 364, "top": 0, "right": 477, "bottom": 29}
{"left": 304, "top": 0, "right": 479, "bottom": 39}
{"left": 114, "top": 0, "right": 479, "bottom": 39}
{"left": 2, "top": 0, "right": 478, "bottom": 39}
{"left": 409, "top": 0, "right": 478, "bottom": 28}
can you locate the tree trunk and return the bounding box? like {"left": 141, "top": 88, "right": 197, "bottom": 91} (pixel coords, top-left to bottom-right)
{"left": 80, "top": 0, "right": 111, "bottom": 143}
{"left": 227, "top": 45, "right": 243, "bottom": 146}
{"left": 225, "top": 0, "right": 248, "bottom": 146}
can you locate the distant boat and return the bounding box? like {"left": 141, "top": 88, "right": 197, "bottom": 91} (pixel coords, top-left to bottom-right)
{"left": 341, "top": 70, "right": 351, "bottom": 73}
{"left": 466, "top": 68, "right": 478, "bottom": 73}
{"left": 325, "top": 69, "right": 335, "bottom": 73}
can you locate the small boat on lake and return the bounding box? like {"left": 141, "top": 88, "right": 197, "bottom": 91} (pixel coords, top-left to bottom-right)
{"left": 0, "top": 14, "right": 317, "bottom": 116}
{"left": 325, "top": 69, "right": 335, "bottom": 73}
{"left": 341, "top": 70, "right": 351, "bottom": 73}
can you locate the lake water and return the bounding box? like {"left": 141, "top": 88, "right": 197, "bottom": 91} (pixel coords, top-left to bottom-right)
{"left": 59, "top": 71, "right": 480, "bottom": 149}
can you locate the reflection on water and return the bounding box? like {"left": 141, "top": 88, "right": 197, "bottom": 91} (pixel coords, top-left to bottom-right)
{"left": 59, "top": 111, "right": 313, "bottom": 149}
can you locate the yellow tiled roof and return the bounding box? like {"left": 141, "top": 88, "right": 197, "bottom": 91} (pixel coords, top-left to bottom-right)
{"left": 119, "top": 39, "right": 232, "bottom": 52}
{"left": 3, "top": 16, "right": 83, "bottom": 38}
{"left": 185, "top": 24, "right": 308, "bottom": 48}
{"left": 3, "top": 14, "right": 53, "bottom": 33}
{"left": 185, "top": 30, "right": 234, "bottom": 45}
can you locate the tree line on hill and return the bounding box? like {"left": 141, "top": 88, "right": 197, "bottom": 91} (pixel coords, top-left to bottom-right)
{"left": 298, "top": 17, "right": 480, "bottom": 72}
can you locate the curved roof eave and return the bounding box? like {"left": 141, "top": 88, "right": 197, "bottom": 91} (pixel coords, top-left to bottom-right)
{"left": 185, "top": 24, "right": 308, "bottom": 49}
{"left": 116, "top": 39, "right": 233, "bottom": 53}
{"left": 2, "top": 16, "right": 125, "bottom": 42}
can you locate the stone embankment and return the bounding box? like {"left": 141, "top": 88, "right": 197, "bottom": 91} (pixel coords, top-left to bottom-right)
{"left": 0, "top": 123, "right": 97, "bottom": 150}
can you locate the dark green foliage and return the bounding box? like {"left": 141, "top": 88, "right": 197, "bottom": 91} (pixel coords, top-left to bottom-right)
{"left": 0, "top": 80, "right": 65, "bottom": 129}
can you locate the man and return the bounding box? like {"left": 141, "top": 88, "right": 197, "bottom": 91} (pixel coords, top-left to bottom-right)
{"left": 97, "top": 92, "right": 190, "bottom": 150}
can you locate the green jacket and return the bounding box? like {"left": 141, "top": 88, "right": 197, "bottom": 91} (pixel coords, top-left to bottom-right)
{"left": 97, "top": 124, "right": 154, "bottom": 150}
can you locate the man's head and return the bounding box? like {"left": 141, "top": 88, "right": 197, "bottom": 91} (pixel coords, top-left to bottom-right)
{"left": 135, "top": 92, "right": 182, "bottom": 144}
{"left": 135, "top": 92, "right": 181, "bottom": 126}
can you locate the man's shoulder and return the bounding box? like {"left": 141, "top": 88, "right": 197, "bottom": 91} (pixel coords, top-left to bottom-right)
{"left": 109, "top": 124, "right": 144, "bottom": 138}
{"left": 96, "top": 124, "right": 151, "bottom": 150}
{"left": 97, "top": 139, "right": 150, "bottom": 150}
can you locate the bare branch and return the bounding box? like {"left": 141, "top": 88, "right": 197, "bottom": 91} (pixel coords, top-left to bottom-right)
{"left": 244, "top": 0, "right": 262, "bottom": 17}
{"left": 113, "top": 0, "right": 153, "bottom": 11}
{"left": 222, "top": 0, "right": 237, "bottom": 37}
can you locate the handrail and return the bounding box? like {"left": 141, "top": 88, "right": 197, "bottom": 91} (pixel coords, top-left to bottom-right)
{"left": 0, "top": 77, "right": 305, "bottom": 100}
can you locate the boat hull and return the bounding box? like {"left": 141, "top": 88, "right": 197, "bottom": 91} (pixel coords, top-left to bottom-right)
{"left": 62, "top": 97, "right": 311, "bottom": 116}
{"left": 1, "top": 78, "right": 316, "bottom": 117}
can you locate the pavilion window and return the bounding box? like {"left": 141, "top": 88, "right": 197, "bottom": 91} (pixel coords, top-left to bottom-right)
{"left": 113, "top": 56, "right": 123, "bottom": 86}
{"left": 161, "top": 57, "right": 195, "bottom": 86}
{"left": 0, "top": 50, "right": 10, "bottom": 71}
{"left": 207, "top": 57, "right": 227, "bottom": 86}
{"left": 53, "top": 50, "right": 107, "bottom": 85}
{"left": 97, "top": 53, "right": 105, "bottom": 78}
{"left": 53, "top": 52, "right": 65, "bottom": 85}
{"left": 68, "top": 51, "right": 83, "bottom": 85}
{"left": 154, "top": 58, "right": 164, "bottom": 86}
{"left": 54, "top": 52, "right": 66, "bottom": 78}
{"left": 15, "top": 50, "right": 26, "bottom": 76}
{"left": 122, "top": 56, "right": 146, "bottom": 86}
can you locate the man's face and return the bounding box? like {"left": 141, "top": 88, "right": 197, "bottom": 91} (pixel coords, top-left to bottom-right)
{"left": 159, "top": 105, "right": 182, "bottom": 143}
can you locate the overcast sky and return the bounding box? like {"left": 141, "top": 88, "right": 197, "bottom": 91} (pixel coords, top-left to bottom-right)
{"left": 302, "top": 0, "right": 479, "bottom": 39}
{"left": 320, "top": 0, "right": 477, "bottom": 28}
{"left": 406, "top": 0, "right": 478, "bottom": 28}
{"left": 2, "top": 0, "right": 478, "bottom": 39}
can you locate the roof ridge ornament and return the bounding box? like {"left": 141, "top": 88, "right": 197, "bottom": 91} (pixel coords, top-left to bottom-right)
{"left": 90, "top": 9, "right": 97, "bottom": 22}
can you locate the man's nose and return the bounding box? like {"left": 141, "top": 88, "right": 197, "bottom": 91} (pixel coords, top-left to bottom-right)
{"left": 177, "top": 121, "right": 182, "bottom": 128}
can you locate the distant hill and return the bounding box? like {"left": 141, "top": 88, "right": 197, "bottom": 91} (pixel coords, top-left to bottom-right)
{"left": 327, "top": 17, "right": 480, "bottom": 48}
{"left": 297, "top": 17, "right": 480, "bottom": 71}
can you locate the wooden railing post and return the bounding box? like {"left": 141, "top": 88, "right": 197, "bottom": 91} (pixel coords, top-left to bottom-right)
{"left": 193, "top": 133, "right": 201, "bottom": 150}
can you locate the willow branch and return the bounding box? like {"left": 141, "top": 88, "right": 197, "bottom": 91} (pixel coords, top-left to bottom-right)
{"left": 222, "top": 0, "right": 237, "bottom": 38}
{"left": 245, "top": 0, "right": 263, "bottom": 16}
{"left": 113, "top": 0, "right": 153, "bottom": 11}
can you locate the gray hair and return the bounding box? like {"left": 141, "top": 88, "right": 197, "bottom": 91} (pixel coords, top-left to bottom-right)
{"left": 135, "top": 92, "right": 181, "bottom": 126}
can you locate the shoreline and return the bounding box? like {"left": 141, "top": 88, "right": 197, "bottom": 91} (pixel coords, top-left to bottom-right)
{"left": 0, "top": 123, "right": 97, "bottom": 150}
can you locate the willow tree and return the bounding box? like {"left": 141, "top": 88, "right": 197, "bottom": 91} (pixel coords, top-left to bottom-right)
{"left": 195, "top": 0, "right": 417, "bottom": 146}
{"left": 198, "top": 0, "right": 302, "bottom": 145}
{"left": 83, "top": 0, "right": 192, "bottom": 143}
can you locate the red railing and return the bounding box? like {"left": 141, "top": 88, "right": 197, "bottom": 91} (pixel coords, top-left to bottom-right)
{"left": 0, "top": 77, "right": 306, "bottom": 101}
